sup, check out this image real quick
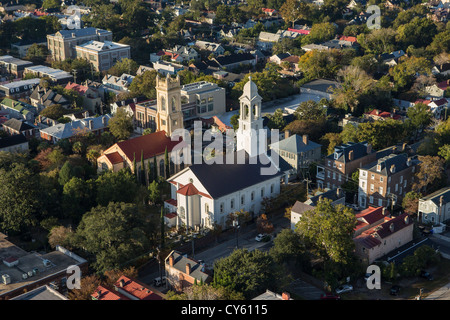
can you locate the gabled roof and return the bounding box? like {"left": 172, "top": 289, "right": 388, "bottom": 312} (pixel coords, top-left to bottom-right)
{"left": 165, "top": 250, "right": 210, "bottom": 283}
{"left": 2, "top": 118, "right": 34, "bottom": 131}
{"left": 91, "top": 285, "right": 123, "bottom": 300}
{"left": 214, "top": 53, "right": 256, "bottom": 67}
{"left": 327, "top": 141, "right": 374, "bottom": 163}
{"left": 115, "top": 276, "right": 162, "bottom": 300}
{"left": 363, "top": 153, "right": 420, "bottom": 176}
{"left": 175, "top": 149, "right": 289, "bottom": 199}
{"left": 291, "top": 201, "right": 314, "bottom": 215}
{"left": 114, "top": 130, "right": 183, "bottom": 162}
{"left": 0, "top": 134, "right": 27, "bottom": 149}
{"left": 420, "top": 186, "right": 450, "bottom": 206}
{"left": 104, "top": 151, "right": 123, "bottom": 165}
{"left": 305, "top": 188, "right": 345, "bottom": 206}
{"left": 177, "top": 183, "right": 199, "bottom": 196}
{"left": 271, "top": 134, "right": 321, "bottom": 154}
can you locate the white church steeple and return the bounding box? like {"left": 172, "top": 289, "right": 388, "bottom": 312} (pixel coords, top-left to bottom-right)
{"left": 236, "top": 77, "right": 264, "bottom": 157}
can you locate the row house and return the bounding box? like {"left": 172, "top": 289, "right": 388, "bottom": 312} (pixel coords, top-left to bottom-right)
{"left": 358, "top": 153, "right": 421, "bottom": 209}
{"left": 316, "top": 141, "right": 376, "bottom": 190}
{"left": 419, "top": 187, "right": 450, "bottom": 227}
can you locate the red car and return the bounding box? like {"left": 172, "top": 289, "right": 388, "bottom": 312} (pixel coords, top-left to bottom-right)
{"left": 320, "top": 292, "right": 341, "bottom": 300}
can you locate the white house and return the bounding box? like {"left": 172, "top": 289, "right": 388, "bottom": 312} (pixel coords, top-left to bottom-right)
{"left": 419, "top": 187, "right": 450, "bottom": 228}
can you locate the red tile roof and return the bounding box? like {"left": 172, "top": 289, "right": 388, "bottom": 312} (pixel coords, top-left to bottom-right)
{"left": 165, "top": 199, "right": 177, "bottom": 207}
{"left": 165, "top": 212, "right": 177, "bottom": 219}
{"left": 339, "top": 35, "right": 357, "bottom": 43}
{"left": 177, "top": 183, "right": 199, "bottom": 196}
{"left": 366, "top": 109, "right": 402, "bottom": 120}
{"left": 65, "top": 82, "right": 89, "bottom": 95}
{"left": 116, "top": 130, "right": 183, "bottom": 162}
{"left": 91, "top": 286, "right": 123, "bottom": 300}
{"left": 115, "top": 275, "right": 163, "bottom": 300}
{"left": 288, "top": 28, "right": 310, "bottom": 35}
{"left": 104, "top": 151, "right": 123, "bottom": 165}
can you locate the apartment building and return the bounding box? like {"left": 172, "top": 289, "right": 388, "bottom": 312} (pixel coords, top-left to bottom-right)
{"left": 316, "top": 141, "right": 376, "bottom": 190}
{"left": 47, "top": 27, "right": 113, "bottom": 61}
{"left": 0, "top": 55, "right": 33, "bottom": 78}
{"left": 75, "top": 41, "right": 131, "bottom": 72}
{"left": 23, "top": 65, "right": 73, "bottom": 85}
{"left": 418, "top": 187, "right": 450, "bottom": 226}
{"left": 358, "top": 153, "right": 421, "bottom": 209}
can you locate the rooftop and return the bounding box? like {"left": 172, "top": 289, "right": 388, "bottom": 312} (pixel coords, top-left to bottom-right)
{"left": 11, "top": 285, "right": 68, "bottom": 300}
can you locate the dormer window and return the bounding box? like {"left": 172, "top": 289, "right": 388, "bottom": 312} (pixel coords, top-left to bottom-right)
{"left": 376, "top": 164, "right": 381, "bottom": 172}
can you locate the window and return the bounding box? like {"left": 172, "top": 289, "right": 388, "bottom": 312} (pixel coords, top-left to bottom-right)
{"left": 369, "top": 196, "right": 374, "bottom": 204}
{"left": 400, "top": 176, "right": 403, "bottom": 184}
{"left": 231, "top": 199, "right": 235, "bottom": 209}
{"left": 205, "top": 203, "right": 209, "bottom": 213}
{"left": 338, "top": 174, "right": 341, "bottom": 182}
{"left": 261, "top": 187, "right": 265, "bottom": 197}
{"left": 241, "top": 195, "right": 245, "bottom": 205}
{"left": 395, "top": 184, "right": 398, "bottom": 192}
{"left": 179, "top": 207, "right": 185, "bottom": 219}
{"left": 379, "top": 187, "right": 383, "bottom": 194}
{"left": 161, "top": 96, "right": 166, "bottom": 111}
{"left": 171, "top": 97, "right": 177, "bottom": 112}
{"left": 380, "top": 177, "right": 384, "bottom": 182}
{"left": 220, "top": 203, "right": 224, "bottom": 213}
{"left": 327, "top": 171, "right": 331, "bottom": 178}
{"left": 370, "top": 184, "right": 374, "bottom": 192}
{"left": 251, "top": 192, "right": 254, "bottom": 201}
{"left": 371, "top": 174, "right": 375, "bottom": 180}
{"left": 333, "top": 172, "right": 336, "bottom": 180}
{"left": 271, "top": 184, "right": 274, "bottom": 193}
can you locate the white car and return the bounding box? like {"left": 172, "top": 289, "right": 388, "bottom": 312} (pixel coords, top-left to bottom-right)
{"left": 335, "top": 284, "right": 353, "bottom": 294}
{"left": 255, "top": 234, "right": 264, "bottom": 242}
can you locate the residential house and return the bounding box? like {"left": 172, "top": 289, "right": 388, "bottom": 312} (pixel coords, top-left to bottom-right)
{"left": 418, "top": 187, "right": 450, "bottom": 227}
{"left": 152, "top": 60, "right": 185, "bottom": 76}
{"left": 253, "top": 290, "right": 293, "bottom": 300}
{"left": 257, "top": 31, "right": 281, "bottom": 50}
{"left": 427, "top": 98, "right": 449, "bottom": 118}
{"left": 358, "top": 153, "right": 420, "bottom": 209}
{"left": 269, "top": 53, "right": 291, "bottom": 64}
{"left": 0, "top": 134, "right": 28, "bottom": 153}
{"left": 96, "top": 130, "right": 184, "bottom": 177}
{"left": 425, "top": 81, "right": 449, "bottom": 98}
{"left": 91, "top": 286, "right": 125, "bottom": 300}
{"left": 75, "top": 41, "right": 131, "bottom": 72}
{"left": 300, "top": 79, "right": 340, "bottom": 100}
{"left": 165, "top": 251, "right": 211, "bottom": 292}
{"left": 39, "top": 114, "right": 111, "bottom": 143}
{"left": 65, "top": 82, "right": 103, "bottom": 113}
{"left": 165, "top": 45, "right": 199, "bottom": 63}
{"left": 432, "top": 63, "right": 450, "bottom": 76}
{"left": 212, "top": 53, "right": 257, "bottom": 71}
{"left": 316, "top": 141, "right": 377, "bottom": 190}
{"left": 380, "top": 50, "right": 406, "bottom": 67}
{"left": 364, "top": 109, "right": 403, "bottom": 122}
{"left": 262, "top": 8, "right": 277, "bottom": 16}
{"left": 194, "top": 41, "right": 225, "bottom": 56}
{"left": 1, "top": 118, "right": 36, "bottom": 139}
{"left": 0, "top": 98, "right": 36, "bottom": 121}
{"left": 102, "top": 73, "right": 135, "bottom": 93}
{"left": 290, "top": 188, "right": 345, "bottom": 229}
{"left": 29, "top": 86, "right": 71, "bottom": 112}
{"left": 47, "top": 27, "right": 113, "bottom": 61}
{"left": 0, "top": 78, "right": 40, "bottom": 100}
{"left": 114, "top": 276, "right": 163, "bottom": 300}
{"left": 269, "top": 133, "right": 322, "bottom": 179}
{"left": 354, "top": 213, "right": 414, "bottom": 264}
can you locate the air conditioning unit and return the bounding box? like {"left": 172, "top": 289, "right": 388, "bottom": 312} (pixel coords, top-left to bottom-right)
{"left": 27, "top": 271, "right": 33, "bottom": 278}
{"left": 22, "top": 273, "right": 28, "bottom": 280}
{"left": 2, "top": 274, "right": 11, "bottom": 285}
{"left": 43, "top": 259, "right": 51, "bottom": 267}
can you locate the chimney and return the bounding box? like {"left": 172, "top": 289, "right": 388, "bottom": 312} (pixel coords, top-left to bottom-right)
{"left": 382, "top": 207, "right": 387, "bottom": 216}
{"left": 402, "top": 143, "right": 407, "bottom": 151}
{"left": 169, "top": 255, "right": 174, "bottom": 267}
{"left": 282, "top": 292, "right": 290, "bottom": 300}
{"left": 367, "top": 143, "right": 372, "bottom": 154}
{"left": 102, "top": 116, "right": 107, "bottom": 126}
{"left": 336, "top": 187, "right": 342, "bottom": 198}
{"left": 83, "top": 111, "right": 89, "bottom": 118}
{"left": 390, "top": 165, "right": 395, "bottom": 173}
{"left": 302, "top": 134, "right": 308, "bottom": 145}
{"left": 440, "top": 195, "right": 444, "bottom": 207}
{"left": 186, "top": 263, "right": 191, "bottom": 275}
{"left": 119, "top": 279, "right": 125, "bottom": 287}
{"left": 88, "top": 120, "right": 93, "bottom": 130}
{"left": 284, "top": 129, "right": 290, "bottom": 139}
{"left": 348, "top": 150, "right": 354, "bottom": 161}
{"left": 389, "top": 223, "right": 394, "bottom": 233}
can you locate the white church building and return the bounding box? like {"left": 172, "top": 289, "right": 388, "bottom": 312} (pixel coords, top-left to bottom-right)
{"left": 165, "top": 78, "right": 290, "bottom": 230}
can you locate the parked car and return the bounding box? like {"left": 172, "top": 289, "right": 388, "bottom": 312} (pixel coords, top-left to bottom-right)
{"left": 420, "top": 270, "right": 433, "bottom": 281}
{"left": 320, "top": 292, "right": 341, "bottom": 300}
{"left": 335, "top": 284, "right": 353, "bottom": 294}
{"left": 255, "top": 234, "right": 271, "bottom": 242}
{"left": 390, "top": 285, "right": 401, "bottom": 296}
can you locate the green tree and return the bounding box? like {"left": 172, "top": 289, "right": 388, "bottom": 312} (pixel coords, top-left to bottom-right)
{"left": 294, "top": 100, "right": 327, "bottom": 121}
{"left": 58, "top": 161, "right": 75, "bottom": 186}
{"left": 95, "top": 169, "right": 140, "bottom": 206}
{"left": 62, "top": 177, "right": 95, "bottom": 221}
{"left": 148, "top": 180, "right": 161, "bottom": 205}
{"left": 24, "top": 43, "right": 49, "bottom": 64}
{"left": 129, "top": 70, "right": 158, "bottom": 99}
{"left": 279, "top": 0, "right": 310, "bottom": 28}
{"left": 71, "top": 202, "right": 150, "bottom": 273}
{"left": 213, "top": 248, "right": 281, "bottom": 299}
{"left": 0, "top": 163, "right": 40, "bottom": 232}
{"left": 402, "top": 191, "right": 422, "bottom": 215}
{"left": 108, "top": 58, "right": 139, "bottom": 76}
{"left": 295, "top": 198, "right": 356, "bottom": 265}
{"left": 108, "top": 108, "right": 134, "bottom": 141}
{"left": 269, "top": 228, "right": 306, "bottom": 267}
{"left": 42, "top": 0, "right": 60, "bottom": 9}
{"left": 39, "top": 104, "right": 69, "bottom": 120}
{"left": 406, "top": 103, "right": 432, "bottom": 140}
{"left": 266, "top": 108, "right": 286, "bottom": 130}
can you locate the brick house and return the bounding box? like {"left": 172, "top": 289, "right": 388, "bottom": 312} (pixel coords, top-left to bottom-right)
{"left": 164, "top": 250, "right": 211, "bottom": 292}
{"left": 358, "top": 153, "right": 421, "bottom": 209}
{"left": 316, "top": 141, "right": 376, "bottom": 190}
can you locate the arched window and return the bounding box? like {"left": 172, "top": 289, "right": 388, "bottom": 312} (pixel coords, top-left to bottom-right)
{"left": 161, "top": 96, "right": 166, "bottom": 111}
{"left": 179, "top": 206, "right": 185, "bottom": 219}
{"left": 159, "top": 159, "right": 165, "bottom": 177}
{"left": 171, "top": 97, "right": 177, "bottom": 112}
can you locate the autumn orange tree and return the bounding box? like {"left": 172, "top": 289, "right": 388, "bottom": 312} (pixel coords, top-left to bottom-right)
{"left": 256, "top": 214, "right": 274, "bottom": 235}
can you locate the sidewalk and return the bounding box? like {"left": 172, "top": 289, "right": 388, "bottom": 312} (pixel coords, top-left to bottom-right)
{"left": 424, "top": 282, "right": 450, "bottom": 300}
